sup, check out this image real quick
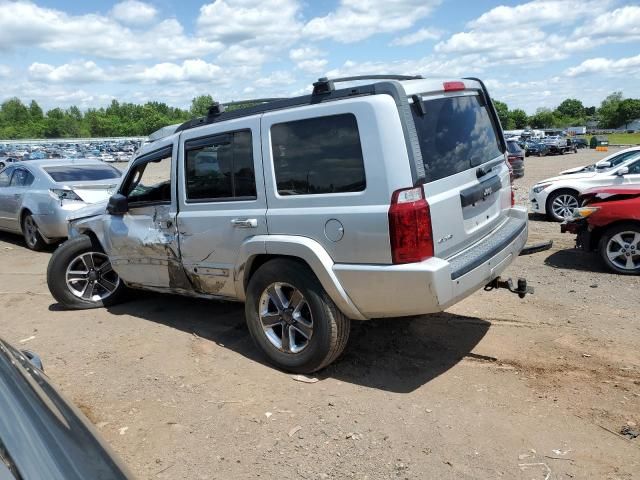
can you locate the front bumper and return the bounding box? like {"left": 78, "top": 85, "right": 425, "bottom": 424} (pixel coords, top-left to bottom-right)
{"left": 529, "top": 190, "right": 548, "bottom": 214}
{"left": 333, "top": 207, "right": 528, "bottom": 319}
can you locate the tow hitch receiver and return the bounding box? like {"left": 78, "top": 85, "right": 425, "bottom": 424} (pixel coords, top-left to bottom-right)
{"left": 484, "top": 277, "right": 533, "bottom": 299}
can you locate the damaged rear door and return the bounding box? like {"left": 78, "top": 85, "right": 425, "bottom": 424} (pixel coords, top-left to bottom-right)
{"left": 103, "top": 140, "right": 186, "bottom": 289}
{"left": 176, "top": 116, "right": 267, "bottom": 297}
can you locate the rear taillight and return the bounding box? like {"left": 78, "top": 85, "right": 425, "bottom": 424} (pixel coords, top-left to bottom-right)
{"left": 388, "top": 186, "right": 434, "bottom": 264}
{"left": 49, "top": 188, "right": 83, "bottom": 202}
{"left": 443, "top": 81, "right": 465, "bottom": 92}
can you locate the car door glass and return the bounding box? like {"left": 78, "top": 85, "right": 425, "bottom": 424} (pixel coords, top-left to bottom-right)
{"left": 627, "top": 161, "right": 640, "bottom": 175}
{"left": 9, "top": 169, "right": 34, "bottom": 187}
{"left": 185, "top": 130, "right": 256, "bottom": 201}
{"left": 125, "top": 153, "right": 172, "bottom": 205}
{"left": 0, "top": 167, "right": 15, "bottom": 187}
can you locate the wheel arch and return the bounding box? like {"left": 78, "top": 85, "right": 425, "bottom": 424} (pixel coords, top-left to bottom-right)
{"left": 593, "top": 219, "right": 640, "bottom": 250}
{"left": 235, "top": 236, "right": 366, "bottom": 320}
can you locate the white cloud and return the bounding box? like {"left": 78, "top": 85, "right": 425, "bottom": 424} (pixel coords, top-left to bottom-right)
{"left": 565, "top": 54, "right": 640, "bottom": 77}
{"left": 129, "top": 59, "right": 223, "bottom": 83}
{"left": 0, "top": 1, "right": 221, "bottom": 60}
{"left": 111, "top": 0, "right": 157, "bottom": 25}
{"left": 573, "top": 6, "right": 640, "bottom": 41}
{"left": 325, "top": 55, "right": 475, "bottom": 80}
{"left": 303, "top": 0, "right": 441, "bottom": 43}
{"left": 0, "top": 65, "right": 10, "bottom": 78}
{"left": 470, "top": 0, "right": 611, "bottom": 28}
{"left": 390, "top": 28, "right": 442, "bottom": 46}
{"left": 28, "top": 61, "right": 106, "bottom": 83}
{"left": 289, "top": 47, "right": 327, "bottom": 73}
{"left": 198, "top": 0, "right": 301, "bottom": 48}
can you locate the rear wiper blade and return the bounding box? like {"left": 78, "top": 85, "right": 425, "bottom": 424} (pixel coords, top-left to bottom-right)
{"left": 475, "top": 158, "right": 504, "bottom": 178}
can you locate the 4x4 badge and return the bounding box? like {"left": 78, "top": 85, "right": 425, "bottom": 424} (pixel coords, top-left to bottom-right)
{"left": 483, "top": 187, "right": 493, "bottom": 197}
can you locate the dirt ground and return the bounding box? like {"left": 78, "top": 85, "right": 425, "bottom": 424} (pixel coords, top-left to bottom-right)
{"left": 1, "top": 148, "right": 639, "bottom": 479}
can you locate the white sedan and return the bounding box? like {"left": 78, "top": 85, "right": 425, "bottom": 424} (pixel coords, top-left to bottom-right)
{"left": 530, "top": 151, "right": 640, "bottom": 221}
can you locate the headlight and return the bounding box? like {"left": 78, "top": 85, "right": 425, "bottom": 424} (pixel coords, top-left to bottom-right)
{"left": 573, "top": 207, "right": 599, "bottom": 219}
{"left": 532, "top": 184, "right": 550, "bottom": 194}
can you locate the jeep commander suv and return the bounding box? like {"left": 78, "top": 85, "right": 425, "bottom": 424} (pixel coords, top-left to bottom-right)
{"left": 47, "top": 75, "right": 529, "bottom": 373}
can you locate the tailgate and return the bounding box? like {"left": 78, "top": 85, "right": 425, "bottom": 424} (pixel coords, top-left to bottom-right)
{"left": 409, "top": 87, "right": 511, "bottom": 259}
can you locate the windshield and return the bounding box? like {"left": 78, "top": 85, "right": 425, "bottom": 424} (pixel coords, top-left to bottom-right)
{"left": 412, "top": 94, "right": 503, "bottom": 182}
{"left": 44, "top": 165, "right": 122, "bottom": 182}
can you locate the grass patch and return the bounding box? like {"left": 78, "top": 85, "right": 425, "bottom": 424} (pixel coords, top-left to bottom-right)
{"left": 585, "top": 133, "right": 640, "bottom": 145}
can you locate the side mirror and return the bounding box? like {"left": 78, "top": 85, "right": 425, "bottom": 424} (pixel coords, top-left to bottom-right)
{"left": 616, "top": 166, "right": 629, "bottom": 176}
{"left": 596, "top": 161, "right": 611, "bottom": 169}
{"left": 107, "top": 193, "right": 128, "bottom": 215}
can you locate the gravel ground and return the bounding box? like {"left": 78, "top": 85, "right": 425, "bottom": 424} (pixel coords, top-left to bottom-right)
{"left": 1, "top": 148, "right": 639, "bottom": 479}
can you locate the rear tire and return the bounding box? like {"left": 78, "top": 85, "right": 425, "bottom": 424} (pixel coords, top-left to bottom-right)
{"left": 47, "top": 235, "right": 127, "bottom": 309}
{"left": 245, "top": 259, "right": 350, "bottom": 373}
{"left": 22, "top": 214, "right": 46, "bottom": 251}
{"left": 599, "top": 223, "right": 640, "bottom": 275}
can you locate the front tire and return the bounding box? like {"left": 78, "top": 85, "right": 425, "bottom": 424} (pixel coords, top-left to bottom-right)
{"left": 245, "top": 259, "right": 350, "bottom": 373}
{"left": 22, "top": 214, "right": 46, "bottom": 251}
{"left": 546, "top": 190, "right": 579, "bottom": 222}
{"left": 599, "top": 224, "right": 640, "bottom": 275}
{"left": 47, "top": 235, "right": 127, "bottom": 309}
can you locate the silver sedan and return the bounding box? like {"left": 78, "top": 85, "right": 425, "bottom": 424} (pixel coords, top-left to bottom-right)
{"left": 0, "top": 159, "right": 122, "bottom": 250}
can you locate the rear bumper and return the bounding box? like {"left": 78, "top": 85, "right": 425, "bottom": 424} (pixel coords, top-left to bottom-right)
{"left": 333, "top": 207, "right": 528, "bottom": 319}
{"left": 33, "top": 202, "right": 90, "bottom": 240}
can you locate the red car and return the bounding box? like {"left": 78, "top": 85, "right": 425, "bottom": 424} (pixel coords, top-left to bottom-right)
{"left": 561, "top": 184, "right": 640, "bottom": 274}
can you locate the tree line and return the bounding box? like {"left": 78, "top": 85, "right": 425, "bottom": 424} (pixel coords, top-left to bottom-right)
{"left": 494, "top": 92, "right": 640, "bottom": 131}
{"left": 1, "top": 92, "right": 639, "bottom": 139}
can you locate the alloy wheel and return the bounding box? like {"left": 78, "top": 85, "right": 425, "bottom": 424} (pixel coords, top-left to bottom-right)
{"left": 65, "top": 252, "right": 120, "bottom": 302}
{"left": 605, "top": 232, "right": 640, "bottom": 271}
{"left": 551, "top": 194, "right": 579, "bottom": 219}
{"left": 259, "top": 282, "right": 314, "bottom": 354}
{"left": 23, "top": 216, "right": 39, "bottom": 248}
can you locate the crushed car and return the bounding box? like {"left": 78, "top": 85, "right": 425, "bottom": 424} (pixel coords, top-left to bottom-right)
{"left": 561, "top": 184, "right": 640, "bottom": 275}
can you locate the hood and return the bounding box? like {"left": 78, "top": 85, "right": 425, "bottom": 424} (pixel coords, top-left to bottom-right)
{"left": 537, "top": 171, "right": 599, "bottom": 184}
{"left": 67, "top": 200, "right": 108, "bottom": 222}
{"left": 560, "top": 164, "right": 593, "bottom": 175}
{"left": 581, "top": 184, "right": 640, "bottom": 196}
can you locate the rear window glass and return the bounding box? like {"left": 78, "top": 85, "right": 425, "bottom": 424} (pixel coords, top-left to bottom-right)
{"left": 271, "top": 114, "right": 366, "bottom": 196}
{"left": 44, "top": 165, "right": 122, "bottom": 182}
{"left": 412, "top": 94, "right": 503, "bottom": 182}
{"left": 506, "top": 141, "right": 522, "bottom": 154}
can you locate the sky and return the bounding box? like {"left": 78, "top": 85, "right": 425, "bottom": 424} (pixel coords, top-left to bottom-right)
{"left": 0, "top": 0, "right": 638, "bottom": 114}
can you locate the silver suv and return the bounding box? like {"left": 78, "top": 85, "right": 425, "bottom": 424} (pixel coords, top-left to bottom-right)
{"left": 47, "top": 75, "right": 529, "bottom": 373}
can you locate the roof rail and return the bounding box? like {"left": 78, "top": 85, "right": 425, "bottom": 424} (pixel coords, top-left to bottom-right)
{"left": 312, "top": 75, "right": 423, "bottom": 95}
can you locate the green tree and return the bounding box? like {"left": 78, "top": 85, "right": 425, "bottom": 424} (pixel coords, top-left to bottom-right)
{"left": 530, "top": 108, "right": 556, "bottom": 128}
{"left": 618, "top": 98, "right": 640, "bottom": 129}
{"left": 29, "top": 100, "right": 43, "bottom": 120}
{"left": 598, "top": 92, "right": 623, "bottom": 128}
{"left": 510, "top": 109, "right": 528, "bottom": 129}
{"left": 190, "top": 95, "right": 214, "bottom": 117}
{"left": 492, "top": 100, "right": 510, "bottom": 129}
{"left": 555, "top": 98, "right": 584, "bottom": 118}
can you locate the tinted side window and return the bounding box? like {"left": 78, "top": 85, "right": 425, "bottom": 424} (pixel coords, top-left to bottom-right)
{"left": 271, "top": 114, "right": 366, "bottom": 196}
{"left": 610, "top": 151, "right": 640, "bottom": 167}
{"left": 185, "top": 130, "right": 256, "bottom": 201}
{"left": 628, "top": 160, "right": 640, "bottom": 174}
{"left": 10, "top": 169, "right": 34, "bottom": 187}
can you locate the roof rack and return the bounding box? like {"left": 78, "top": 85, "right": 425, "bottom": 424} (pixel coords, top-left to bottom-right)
{"left": 312, "top": 75, "right": 423, "bottom": 95}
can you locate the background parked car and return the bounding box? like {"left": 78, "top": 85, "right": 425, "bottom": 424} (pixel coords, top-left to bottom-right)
{"left": 0, "top": 159, "right": 122, "bottom": 250}
{"left": 506, "top": 139, "right": 525, "bottom": 178}
{"left": 0, "top": 156, "right": 19, "bottom": 169}
{"left": 561, "top": 185, "right": 640, "bottom": 274}
{"left": 523, "top": 140, "right": 550, "bottom": 157}
{"left": 530, "top": 155, "right": 640, "bottom": 221}
{"left": 572, "top": 138, "right": 589, "bottom": 149}
{"left": 0, "top": 337, "right": 132, "bottom": 479}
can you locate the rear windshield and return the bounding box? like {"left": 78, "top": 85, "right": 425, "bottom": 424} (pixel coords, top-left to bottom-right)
{"left": 506, "top": 141, "right": 522, "bottom": 154}
{"left": 412, "top": 94, "right": 503, "bottom": 182}
{"left": 44, "top": 165, "right": 122, "bottom": 182}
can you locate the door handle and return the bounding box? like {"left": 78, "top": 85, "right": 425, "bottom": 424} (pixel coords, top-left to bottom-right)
{"left": 231, "top": 218, "right": 258, "bottom": 228}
